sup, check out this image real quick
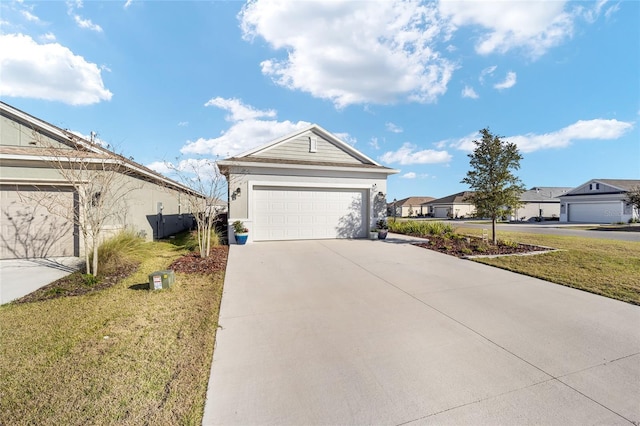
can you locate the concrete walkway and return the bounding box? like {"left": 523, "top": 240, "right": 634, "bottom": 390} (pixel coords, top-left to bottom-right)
{"left": 0, "top": 257, "right": 83, "bottom": 304}
{"left": 203, "top": 235, "right": 640, "bottom": 425}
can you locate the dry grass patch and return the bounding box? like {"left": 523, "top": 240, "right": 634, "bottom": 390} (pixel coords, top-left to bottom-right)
{"left": 457, "top": 228, "right": 640, "bottom": 305}
{"left": 0, "top": 241, "right": 227, "bottom": 425}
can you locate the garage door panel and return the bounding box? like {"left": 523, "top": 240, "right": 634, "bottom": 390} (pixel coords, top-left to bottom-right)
{"left": 253, "top": 187, "right": 367, "bottom": 241}
{"left": 569, "top": 202, "right": 619, "bottom": 223}
{"left": 1, "top": 189, "right": 76, "bottom": 259}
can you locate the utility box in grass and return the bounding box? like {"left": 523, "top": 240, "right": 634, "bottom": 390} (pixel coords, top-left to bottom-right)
{"left": 148, "top": 270, "right": 175, "bottom": 290}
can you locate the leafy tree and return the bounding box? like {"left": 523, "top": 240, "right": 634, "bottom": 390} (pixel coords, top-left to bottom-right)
{"left": 461, "top": 128, "right": 526, "bottom": 244}
{"left": 626, "top": 186, "right": 640, "bottom": 219}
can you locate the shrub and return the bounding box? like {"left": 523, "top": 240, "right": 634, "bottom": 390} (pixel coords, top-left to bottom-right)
{"left": 499, "top": 239, "right": 519, "bottom": 248}
{"left": 388, "top": 220, "right": 454, "bottom": 237}
{"left": 91, "top": 229, "right": 145, "bottom": 277}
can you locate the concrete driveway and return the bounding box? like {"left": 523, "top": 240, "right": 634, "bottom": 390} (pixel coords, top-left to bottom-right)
{"left": 0, "top": 257, "right": 82, "bottom": 304}
{"left": 203, "top": 236, "right": 640, "bottom": 425}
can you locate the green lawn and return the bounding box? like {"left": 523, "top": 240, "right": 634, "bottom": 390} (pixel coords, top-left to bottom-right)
{"left": 456, "top": 227, "right": 640, "bottom": 305}
{"left": 0, "top": 241, "right": 225, "bottom": 425}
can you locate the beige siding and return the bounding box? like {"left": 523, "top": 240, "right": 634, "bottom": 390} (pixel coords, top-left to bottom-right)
{"left": 252, "top": 134, "right": 361, "bottom": 164}
{"left": 570, "top": 182, "right": 619, "bottom": 195}
{"left": 0, "top": 114, "right": 71, "bottom": 149}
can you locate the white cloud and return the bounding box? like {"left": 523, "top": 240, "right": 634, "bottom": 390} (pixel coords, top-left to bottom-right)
{"left": 508, "top": 119, "right": 634, "bottom": 153}
{"left": 369, "top": 137, "right": 380, "bottom": 150}
{"left": 386, "top": 122, "right": 403, "bottom": 133}
{"left": 439, "top": 0, "right": 575, "bottom": 58}
{"left": 334, "top": 132, "right": 357, "bottom": 146}
{"left": 446, "top": 131, "right": 480, "bottom": 151}
{"left": 462, "top": 85, "right": 478, "bottom": 99}
{"left": 180, "top": 97, "right": 310, "bottom": 157}
{"left": 379, "top": 142, "right": 452, "bottom": 165}
{"left": 479, "top": 65, "right": 497, "bottom": 84}
{"left": 401, "top": 172, "right": 417, "bottom": 179}
{"left": 239, "top": 0, "right": 456, "bottom": 108}
{"left": 178, "top": 121, "right": 189, "bottom": 127}
{"left": 41, "top": 32, "right": 57, "bottom": 42}
{"left": 448, "top": 119, "right": 634, "bottom": 154}
{"left": 73, "top": 15, "right": 103, "bottom": 32}
{"left": 0, "top": 33, "right": 112, "bottom": 105}
{"left": 494, "top": 71, "right": 517, "bottom": 90}
{"left": 146, "top": 161, "right": 172, "bottom": 175}
{"left": 21, "top": 10, "right": 41, "bottom": 22}
{"left": 124, "top": 0, "right": 134, "bottom": 9}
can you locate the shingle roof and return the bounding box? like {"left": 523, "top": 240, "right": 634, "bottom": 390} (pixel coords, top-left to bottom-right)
{"left": 391, "top": 196, "right": 435, "bottom": 206}
{"left": 596, "top": 179, "right": 640, "bottom": 191}
{"left": 427, "top": 191, "right": 474, "bottom": 205}
{"left": 520, "top": 187, "right": 572, "bottom": 202}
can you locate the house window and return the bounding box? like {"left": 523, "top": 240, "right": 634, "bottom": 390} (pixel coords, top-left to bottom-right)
{"left": 309, "top": 136, "right": 317, "bottom": 153}
{"left": 589, "top": 183, "right": 600, "bottom": 191}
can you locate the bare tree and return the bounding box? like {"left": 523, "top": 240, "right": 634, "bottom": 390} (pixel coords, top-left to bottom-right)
{"left": 22, "top": 131, "right": 142, "bottom": 276}
{"left": 626, "top": 186, "right": 640, "bottom": 219}
{"left": 163, "top": 158, "right": 227, "bottom": 258}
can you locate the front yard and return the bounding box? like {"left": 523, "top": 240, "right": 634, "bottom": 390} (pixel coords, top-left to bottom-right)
{"left": 461, "top": 229, "right": 640, "bottom": 305}
{"left": 0, "top": 239, "right": 227, "bottom": 425}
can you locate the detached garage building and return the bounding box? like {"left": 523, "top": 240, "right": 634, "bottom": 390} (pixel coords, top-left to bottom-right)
{"left": 217, "top": 125, "right": 397, "bottom": 243}
{"left": 559, "top": 179, "right": 639, "bottom": 223}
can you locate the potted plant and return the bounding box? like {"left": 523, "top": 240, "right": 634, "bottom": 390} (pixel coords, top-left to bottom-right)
{"left": 376, "top": 219, "right": 389, "bottom": 240}
{"left": 232, "top": 220, "right": 249, "bottom": 245}
{"left": 369, "top": 229, "right": 378, "bottom": 240}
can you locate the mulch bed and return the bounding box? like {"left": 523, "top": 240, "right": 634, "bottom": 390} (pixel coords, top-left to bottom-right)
{"left": 15, "top": 260, "right": 139, "bottom": 304}
{"left": 169, "top": 246, "right": 229, "bottom": 275}
{"left": 412, "top": 235, "right": 550, "bottom": 258}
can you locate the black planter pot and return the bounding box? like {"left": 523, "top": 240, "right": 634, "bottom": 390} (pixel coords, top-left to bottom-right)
{"left": 377, "top": 230, "right": 388, "bottom": 240}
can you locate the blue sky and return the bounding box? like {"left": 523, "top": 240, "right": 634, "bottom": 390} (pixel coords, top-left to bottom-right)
{"left": 1, "top": 0, "right": 638, "bottom": 200}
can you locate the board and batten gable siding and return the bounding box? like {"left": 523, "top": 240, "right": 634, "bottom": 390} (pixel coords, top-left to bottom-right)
{"left": 251, "top": 133, "right": 362, "bottom": 164}
{"left": 1, "top": 113, "right": 72, "bottom": 150}
{"left": 569, "top": 181, "right": 623, "bottom": 195}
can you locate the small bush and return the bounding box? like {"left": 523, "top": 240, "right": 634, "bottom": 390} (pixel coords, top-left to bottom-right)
{"left": 91, "top": 229, "right": 146, "bottom": 276}
{"left": 82, "top": 274, "right": 100, "bottom": 287}
{"left": 461, "top": 248, "right": 473, "bottom": 255}
{"left": 499, "top": 239, "right": 519, "bottom": 248}
{"left": 388, "top": 220, "right": 454, "bottom": 236}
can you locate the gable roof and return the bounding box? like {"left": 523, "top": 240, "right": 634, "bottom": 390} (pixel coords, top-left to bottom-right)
{"left": 0, "top": 101, "right": 200, "bottom": 196}
{"left": 427, "top": 191, "right": 474, "bottom": 205}
{"left": 563, "top": 179, "right": 640, "bottom": 196}
{"left": 520, "top": 187, "right": 573, "bottom": 202}
{"left": 218, "top": 124, "right": 398, "bottom": 175}
{"left": 390, "top": 196, "right": 435, "bottom": 207}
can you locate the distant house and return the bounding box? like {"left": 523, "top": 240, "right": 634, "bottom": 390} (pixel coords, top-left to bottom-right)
{"left": 511, "top": 187, "right": 572, "bottom": 221}
{"left": 0, "top": 101, "right": 201, "bottom": 259}
{"left": 387, "top": 197, "right": 435, "bottom": 218}
{"left": 426, "top": 191, "right": 475, "bottom": 219}
{"left": 559, "top": 179, "right": 640, "bottom": 223}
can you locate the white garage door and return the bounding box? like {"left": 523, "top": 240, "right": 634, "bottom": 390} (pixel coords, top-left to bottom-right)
{"left": 253, "top": 187, "right": 367, "bottom": 241}
{"left": 568, "top": 202, "right": 620, "bottom": 223}
{"left": 434, "top": 207, "right": 449, "bottom": 218}
{"left": 1, "top": 188, "right": 76, "bottom": 259}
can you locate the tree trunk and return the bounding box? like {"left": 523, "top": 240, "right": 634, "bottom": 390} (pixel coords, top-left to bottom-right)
{"left": 92, "top": 241, "right": 99, "bottom": 276}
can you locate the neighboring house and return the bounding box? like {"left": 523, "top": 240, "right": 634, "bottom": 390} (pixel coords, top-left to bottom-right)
{"left": 559, "top": 179, "right": 640, "bottom": 223}
{"left": 426, "top": 191, "right": 475, "bottom": 219}
{"left": 511, "top": 187, "right": 572, "bottom": 221}
{"left": 387, "top": 197, "right": 435, "bottom": 218}
{"left": 0, "top": 101, "right": 200, "bottom": 259}
{"left": 217, "top": 124, "right": 398, "bottom": 243}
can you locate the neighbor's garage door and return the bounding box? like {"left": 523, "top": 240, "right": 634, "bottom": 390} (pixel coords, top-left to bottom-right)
{"left": 253, "top": 187, "right": 367, "bottom": 241}
{"left": 568, "top": 202, "right": 620, "bottom": 223}
{"left": 0, "top": 187, "right": 76, "bottom": 259}
{"left": 433, "top": 207, "right": 449, "bottom": 218}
